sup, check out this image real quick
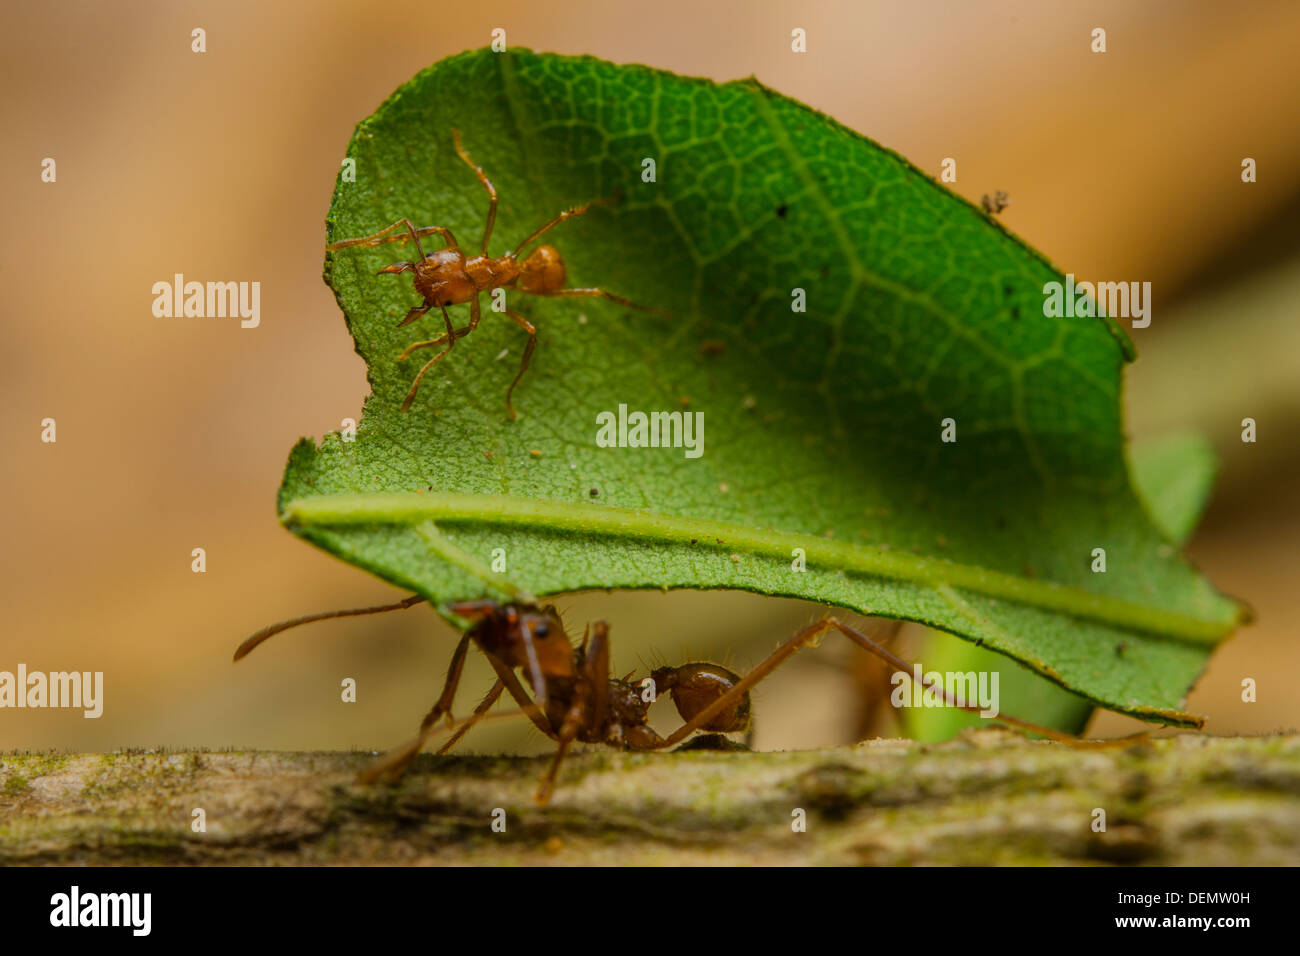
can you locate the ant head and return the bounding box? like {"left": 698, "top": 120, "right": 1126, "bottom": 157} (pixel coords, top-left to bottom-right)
{"left": 501, "top": 604, "right": 576, "bottom": 707}
{"left": 512, "top": 604, "right": 567, "bottom": 646}
{"left": 452, "top": 601, "right": 575, "bottom": 694}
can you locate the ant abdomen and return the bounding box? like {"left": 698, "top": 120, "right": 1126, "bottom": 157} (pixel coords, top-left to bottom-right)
{"left": 518, "top": 244, "right": 565, "bottom": 293}
{"left": 651, "top": 662, "right": 751, "bottom": 734}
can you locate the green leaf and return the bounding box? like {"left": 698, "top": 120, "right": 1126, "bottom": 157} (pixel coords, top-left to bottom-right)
{"left": 1130, "top": 430, "right": 1219, "bottom": 545}
{"left": 280, "top": 49, "right": 1245, "bottom": 725}
{"left": 904, "top": 431, "right": 1221, "bottom": 740}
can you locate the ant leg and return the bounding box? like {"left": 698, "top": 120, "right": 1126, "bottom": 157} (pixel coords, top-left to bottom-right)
{"left": 819, "top": 619, "right": 1144, "bottom": 747}
{"left": 436, "top": 680, "right": 507, "bottom": 755}
{"left": 398, "top": 296, "right": 482, "bottom": 361}
{"left": 533, "top": 620, "right": 613, "bottom": 804}
{"left": 501, "top": 308, "right": 536, "bottom": 421}
{"left": 400, "top": 304, "right": 456, "bottom": 413}
{"left": 652, "top": 617, "right": 983, "bottom": 747}
{"left": 418, "top": 632, "right": 473, "bottom": 733}
{"left": 511, "top": 196, "right": 619, "bottom": 258}
{"left": 584, "top": 621, "right": 611, "bottom": 734}
{"left": 399, "top": 298, "right": 482, "bottom": 413}
{"left": 481, "top": 648, "right": 557, "bottom": 738}
{"left": 655, "top": 616, "right": 1138, "bottom": 751}
{"left": 356, "top": 632, "right": 474, "bottom": 783}
{"left": 658, "top": 620, "right": 833, "bottom": 747}
{"left": 522, "top": 287, "right": 669, "bottom": 318}
{"left": 536, "top": 704, "right": 584, "bottom": 806}
{"left": 535, "top": 618, "right": 615, "bottom": 804}
{"left": 844, "top": 619, "right": 905, "bottom": 739}
{"left": 452, "top": 129, "right": 498, "bottom": 254}
{"left": 327, "top": 218, "right": 459, "bottom": 258}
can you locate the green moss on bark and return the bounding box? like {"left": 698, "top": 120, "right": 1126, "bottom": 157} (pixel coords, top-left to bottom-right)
{"left": 1, "top": 732, "right": 1298, "bottom": 865}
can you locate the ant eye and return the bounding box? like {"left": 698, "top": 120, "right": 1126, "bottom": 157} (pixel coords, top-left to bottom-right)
{"left": 535, "top": 623, "right": 549, "bottom": 637}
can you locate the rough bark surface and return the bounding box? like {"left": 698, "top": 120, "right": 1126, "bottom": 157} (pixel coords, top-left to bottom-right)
{"left": 3, "top": 731, "right": 1298, "bottom": 865}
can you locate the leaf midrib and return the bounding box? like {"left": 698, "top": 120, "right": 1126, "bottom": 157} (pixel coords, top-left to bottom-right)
{"left": 282, "top": 491, "right": 1241, "bottom": 644}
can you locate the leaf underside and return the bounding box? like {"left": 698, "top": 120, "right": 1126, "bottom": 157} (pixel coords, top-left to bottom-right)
{"left": 906, "top": 432, "right": 1221, "bottom": 739}
{"left": 282, "top": 49, "right": 1244, "bottom": 725}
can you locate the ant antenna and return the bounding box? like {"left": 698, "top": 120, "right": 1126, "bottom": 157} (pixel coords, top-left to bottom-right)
{"left": 233, "top": 595, "right": 427, "bottom": 662}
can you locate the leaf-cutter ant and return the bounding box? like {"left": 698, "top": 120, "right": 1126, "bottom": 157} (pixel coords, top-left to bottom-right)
{"left": 327, "top": 130, "right": 666, "bottom": 420}
{"left": 235, "top": 596, "right": 1115, "bottom": 806}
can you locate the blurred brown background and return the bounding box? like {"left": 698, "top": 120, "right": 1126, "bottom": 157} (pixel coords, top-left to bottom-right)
{"left": 2, "top": 0, "right": 1297, "bottom": 757}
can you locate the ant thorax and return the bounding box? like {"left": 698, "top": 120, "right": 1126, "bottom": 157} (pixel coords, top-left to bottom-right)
{"left": 607, "top": 679, "right": 651, "bottom": 727}
{"left": 597, "top": 678, "right": 659, "bottom": 748}
{"left": 464, "top": 252, "right": 521, "bottom": 292}
{"left": 412, "top": 249, "right": 476, "bottom": 307}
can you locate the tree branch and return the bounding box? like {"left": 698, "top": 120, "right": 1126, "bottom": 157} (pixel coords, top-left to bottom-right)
{"left": 3, "top": 730, "right": 1298, "bottom": 865}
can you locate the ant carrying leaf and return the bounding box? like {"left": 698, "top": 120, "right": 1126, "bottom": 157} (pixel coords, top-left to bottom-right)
{"left": 327, "top": 130, "right": 667, "bottom": 420}
{"left": 235, "top": 595, "right": 1143, "bottom": 806}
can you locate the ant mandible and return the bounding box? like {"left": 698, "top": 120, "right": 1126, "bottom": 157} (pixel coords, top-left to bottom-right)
{"left": 327, "top": 130, "right": 666, "bottom": 420}
{"left": 234, "top": 596, "right": 1096, "bottom": 806}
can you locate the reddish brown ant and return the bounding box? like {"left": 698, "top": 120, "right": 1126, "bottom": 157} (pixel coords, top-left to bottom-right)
{"left": 327, "top": 130, "right": 666, "bottom": 420}
{"left": 235, "top": 596, "right": 1113, "bottom": 806}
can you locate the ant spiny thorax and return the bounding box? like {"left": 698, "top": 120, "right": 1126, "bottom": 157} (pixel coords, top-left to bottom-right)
{"left": 608, "top": 678, "right": 652, "bottom": 727}
{"left": 465, "top": 253, "right": 520, "bottom": 292}
{"left": 413, "top": 248, "right": 476, "bottom": 306}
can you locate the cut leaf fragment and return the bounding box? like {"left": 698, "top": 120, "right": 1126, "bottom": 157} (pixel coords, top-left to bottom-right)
{"left": 282, "top": 49, "right": 1245, "bottom": 725}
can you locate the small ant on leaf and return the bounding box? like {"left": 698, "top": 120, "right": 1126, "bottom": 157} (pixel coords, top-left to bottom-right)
{"left": 980, "top": 190, "right": 1011, "bottom": 215}
{"left": 327, "top": 130, "right": 667, "bottom": 419}
{"left": 235, "top": 596, "right": 1128, "bottom": 806}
